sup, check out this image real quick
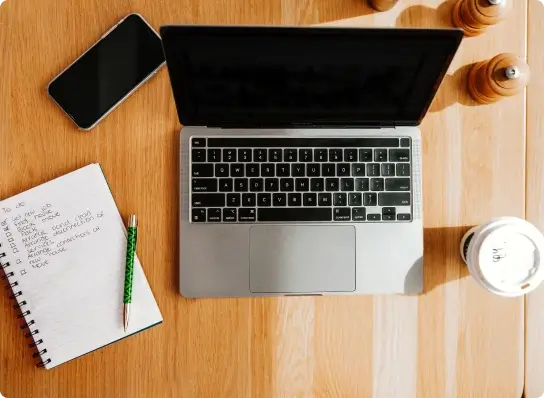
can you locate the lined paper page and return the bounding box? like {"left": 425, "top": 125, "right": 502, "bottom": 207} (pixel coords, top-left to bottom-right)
{"left": 0, "top": 164, "right": 162, "bottom": 369}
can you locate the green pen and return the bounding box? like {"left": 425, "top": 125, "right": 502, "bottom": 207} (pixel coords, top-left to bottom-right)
{"left": 123, "top": 215, "right": 138, "bottom": 332}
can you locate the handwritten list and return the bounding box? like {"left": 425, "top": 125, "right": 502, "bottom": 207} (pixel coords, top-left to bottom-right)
{"left": 0, "top": 164, "right": 163, "bottom": 370}
{"left": 2, "top": 202, "right": 105, "bottom": 276}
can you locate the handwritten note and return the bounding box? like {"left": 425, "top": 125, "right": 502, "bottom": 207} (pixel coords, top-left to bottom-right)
{"left": 0, "top": 164, "right": 163, "bottom": 370}
{"left": 1, "top": 202, "right": 105, "bottom": 275}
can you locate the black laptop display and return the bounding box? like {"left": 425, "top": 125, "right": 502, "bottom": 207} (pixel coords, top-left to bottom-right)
{"left": 160, "top": 26, "right": 462, "bottom": 127}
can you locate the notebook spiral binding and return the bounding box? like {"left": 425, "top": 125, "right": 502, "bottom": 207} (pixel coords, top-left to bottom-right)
{"left": 0, "top": 242, "right": 51, "bottom": 368}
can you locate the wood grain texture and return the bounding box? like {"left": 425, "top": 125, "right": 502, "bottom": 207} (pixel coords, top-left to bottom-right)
{"left": 0, "top": 0, "right": 527, "bottom": 397}
{"left": 525, "top": 0, "right": 544, "bottom": 397}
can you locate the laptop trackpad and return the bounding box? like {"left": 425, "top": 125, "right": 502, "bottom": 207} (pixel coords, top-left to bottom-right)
{"left": 249, "top": 225, "right": 356, "bottom": 294}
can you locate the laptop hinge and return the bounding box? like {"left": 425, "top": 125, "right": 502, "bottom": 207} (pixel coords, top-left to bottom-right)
{"left": 205, "top": 122, "right": 396, "bottom": 129}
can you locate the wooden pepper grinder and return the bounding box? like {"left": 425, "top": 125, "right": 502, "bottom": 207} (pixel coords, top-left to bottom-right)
{"left": 467, "top": 53, "right": 530, "bottom": 104}
{"left": 368, "top": 0, "right": 400, "bottom": 11}
{"left": 452, "top": 0, "right": 511, "bottom": 37}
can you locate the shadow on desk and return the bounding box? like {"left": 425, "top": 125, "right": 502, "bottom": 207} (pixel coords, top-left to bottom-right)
{"left": 311, "top": 0, "right": 377, "bottom": 22}
{"left": 421, "top": 226, "right": 472, "bottom": 294}
{"left": 395, "top": 0, "right": 457, "bottom": 29}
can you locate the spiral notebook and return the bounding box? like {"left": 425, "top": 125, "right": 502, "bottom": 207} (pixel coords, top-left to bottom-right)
{"left": 0, "top": 164, "right": 162, "bottom": 369}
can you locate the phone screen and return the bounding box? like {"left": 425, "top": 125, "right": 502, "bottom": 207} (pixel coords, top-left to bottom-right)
{"left": 48, "top": 14, "right": 165, "bottom": 129}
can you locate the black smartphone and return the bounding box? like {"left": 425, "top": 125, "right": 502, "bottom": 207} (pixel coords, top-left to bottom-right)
{"left": 48, "top": 14, "right": 165, "bottom": 130}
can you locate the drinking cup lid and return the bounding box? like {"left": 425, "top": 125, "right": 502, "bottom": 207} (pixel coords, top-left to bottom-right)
{"left": 476, "top": 222, "right": 544, "bottom": 294}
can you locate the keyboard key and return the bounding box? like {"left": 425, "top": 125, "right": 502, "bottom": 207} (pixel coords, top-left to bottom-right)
{"left": 284, "top": 149, "right": 298, "bottom": 162}
{"left": 223, "top": 208, "right": 236, "bottom": 222}
{"left": 273, "top": 193, "right": 287, "bottom": 206}
{"left": 396, "top": 163, "right": 410, "bottom": 177}
{"left": 235, "top": 178, "right": 248, "bottom": 192}
{"left": 352, "top": 207, "right": 366, "bottom": 221}
{"left": 378, "top": 193, "right": 411, "bottom": 206}
{"left": 374, "top": 149, "right": 387, "bottom": 162}
{"left": 314, "top": 149, "right": 327, "bottom": 162}
{"left": 192, "top": 149, "right": 206, "bottom": 162}
{"left": 371, "top": 178, "right": 384, "bottom": 191}
{"left": 238, "top": 208, "right": 256, "bottom": 222}
{"left": 303, "top": 193, "right": 317, "bottom": 206}
{"left": 246, "top": 164, "right": 259, "bottom": 177}
{"left": 254, "top": 149, "right": 267, "bottom": 162}
{"left": 208, "top": 149, "right": 221, "bottom": 162}
{"left": 227, "top": 193, "right": 241, "bottom": 207}
{"left": 192, "top": 164, "right": 214, "bottom": 177}
{"left": 400, "top": 138, "right": 410, "bottom": 147}
{"left": 344, "top": 149, "right": 358, "bottom": 162}
{"left": 191, "top": 137, "right": 206, "bottom": 147}
{"left": 322, "top": 164, "right": 335, "bottom": 177}
{"left": 207, "top": 208, "right": 222, "bottom": 222}
{"left": 281, "top": 178, "right": 294, "bottom": 192}
{"left": 385, "top": 178, "right": 410, "bottom": 191}
{"left": 326, "top": 178, "right": 339, "bottom": 191}
{"left": 277, "top": 164, "right": 290, "bottom": 177}
{"left": 250, "top": 178, "right": 264, "bottom": 192}
{"left": 223, "top": 149, "right": 236, "bottom": 162}
{"left": 363, "top": 192, "right": 377, "bottom": 206}
{"left": 296, "top": 178, "right": 310, "bottom": 192}
{"left": 329, "top": 149, "right": 343, "bottom": 161}
{"left": 192, "top": 178, "right": 217, "bottom": 192}
{"left": 258, "top": 208, "right": 332, "bottom": 222}
{"left": 389, "top": 149, "right": 410, "bottom": 162}
{"left": 355, "top": 178, "right": 369, "bottom": 191}
{"left": 242, "top": 193, "right": 256, "bottom": 207}
{"left": 288, "top": 193, "right": 302, "bottom": 206}
{"left": 192, "top": 209, "right": 206, "bottom": 222}
{"left": 367, "top": 163, "right": 380, "bottom": 177}
{"left": 311, "top": 178, "right": 324, "bottom": 192}
{"left": 397, "top": 213, "right": 412, "bottom": 221}
{"left": 352, "top": 164, "right": 365, "bottom": 177}
{"left": 307, "top": 164, "right": 320, "bottom": 177}
{"left": 300, "top": 149, "right": 313, "bottom": 162}
{"left": 215, "top": 164, "right": 229, "bottom": 177}
{"left": 192, "top": 193, "right": 225, "bottom": 207}
{"left": 269, "top": 149, "right": 282, "bottom": 162}
{"left": 318, "top": 193, "right": 332, "bottom": 206}
{"left": 381, "top": 163, "right": 395, "bottom": 176}
{"left": 292, "top": 164, "right": 305, "bottom": 177}
{"left": 231, "top": 164, "right": 244, "bottom": 177}
{"left": 258, "top": 193, "right": 271, "bottom": 207}
{"left": 261, "top": 164, "right": 275, "bottom": 177}
{"left": 238, "top": 149, "right": 252, "bottom": 162}
{"left": 265, "top": 178, "right": 279, "bottom": 192}
{"left": 334, "top": 207, "right": 351, "bottom": 221}
{"left": 382, "top": 207, "right": 395, "bottom": 220}
{"left": 359, "top": 149, "right": 372, "bottom": 161}
{"left": 367, "top": 214, "right": 381, "bottom": 221}
{"left": 337, "top": 164, "right": 350, "bottom": 177}
{"left": 334, "top": 193, "right": 347, "bottom": 206}
{"left": 349, "top": 192, "right": 362, "bottom": 206}
{"left": 341, "top": 178, "right": 354, "bottom": 191}
{"left": 382, "top": 207, "right": 395, "bottom": 215}
{"left": 219, "top": 179, "right": 233, "bottom": 192}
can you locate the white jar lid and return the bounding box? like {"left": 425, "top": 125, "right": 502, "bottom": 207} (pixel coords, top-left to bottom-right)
{"left": 473, "top": 219, "right": 544, "bottom": 296}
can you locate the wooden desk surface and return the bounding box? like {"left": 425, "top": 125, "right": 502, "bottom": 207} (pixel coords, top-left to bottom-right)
{"left": 0, "top": 0, "right": 529, "bottom": 397}
{"left": 525, "top": 1, "right": 544, "bottom": 398}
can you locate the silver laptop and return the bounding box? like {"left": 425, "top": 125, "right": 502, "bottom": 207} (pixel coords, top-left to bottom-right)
{"left": 160, "top": 26, "right": 462, "bottom": 298}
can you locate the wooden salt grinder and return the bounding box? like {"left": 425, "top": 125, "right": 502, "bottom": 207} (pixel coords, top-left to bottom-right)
{"left": 368, "top": 0, "right": 399, "bottom": 11}
{"left": 467, "top": 53, "right": 530, "bottom": 104}
{"left": 452, "top": 0, "right": 511, "bottom": 37}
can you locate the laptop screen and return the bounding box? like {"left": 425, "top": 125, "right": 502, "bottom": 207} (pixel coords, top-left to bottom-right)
{"left": 160, "top": 26, "right": 462, "bottom": 127}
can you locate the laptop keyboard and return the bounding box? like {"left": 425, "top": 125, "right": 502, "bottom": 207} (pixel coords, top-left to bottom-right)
{"left": 189, "top": 137, "right": 412, "bottom": 223}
